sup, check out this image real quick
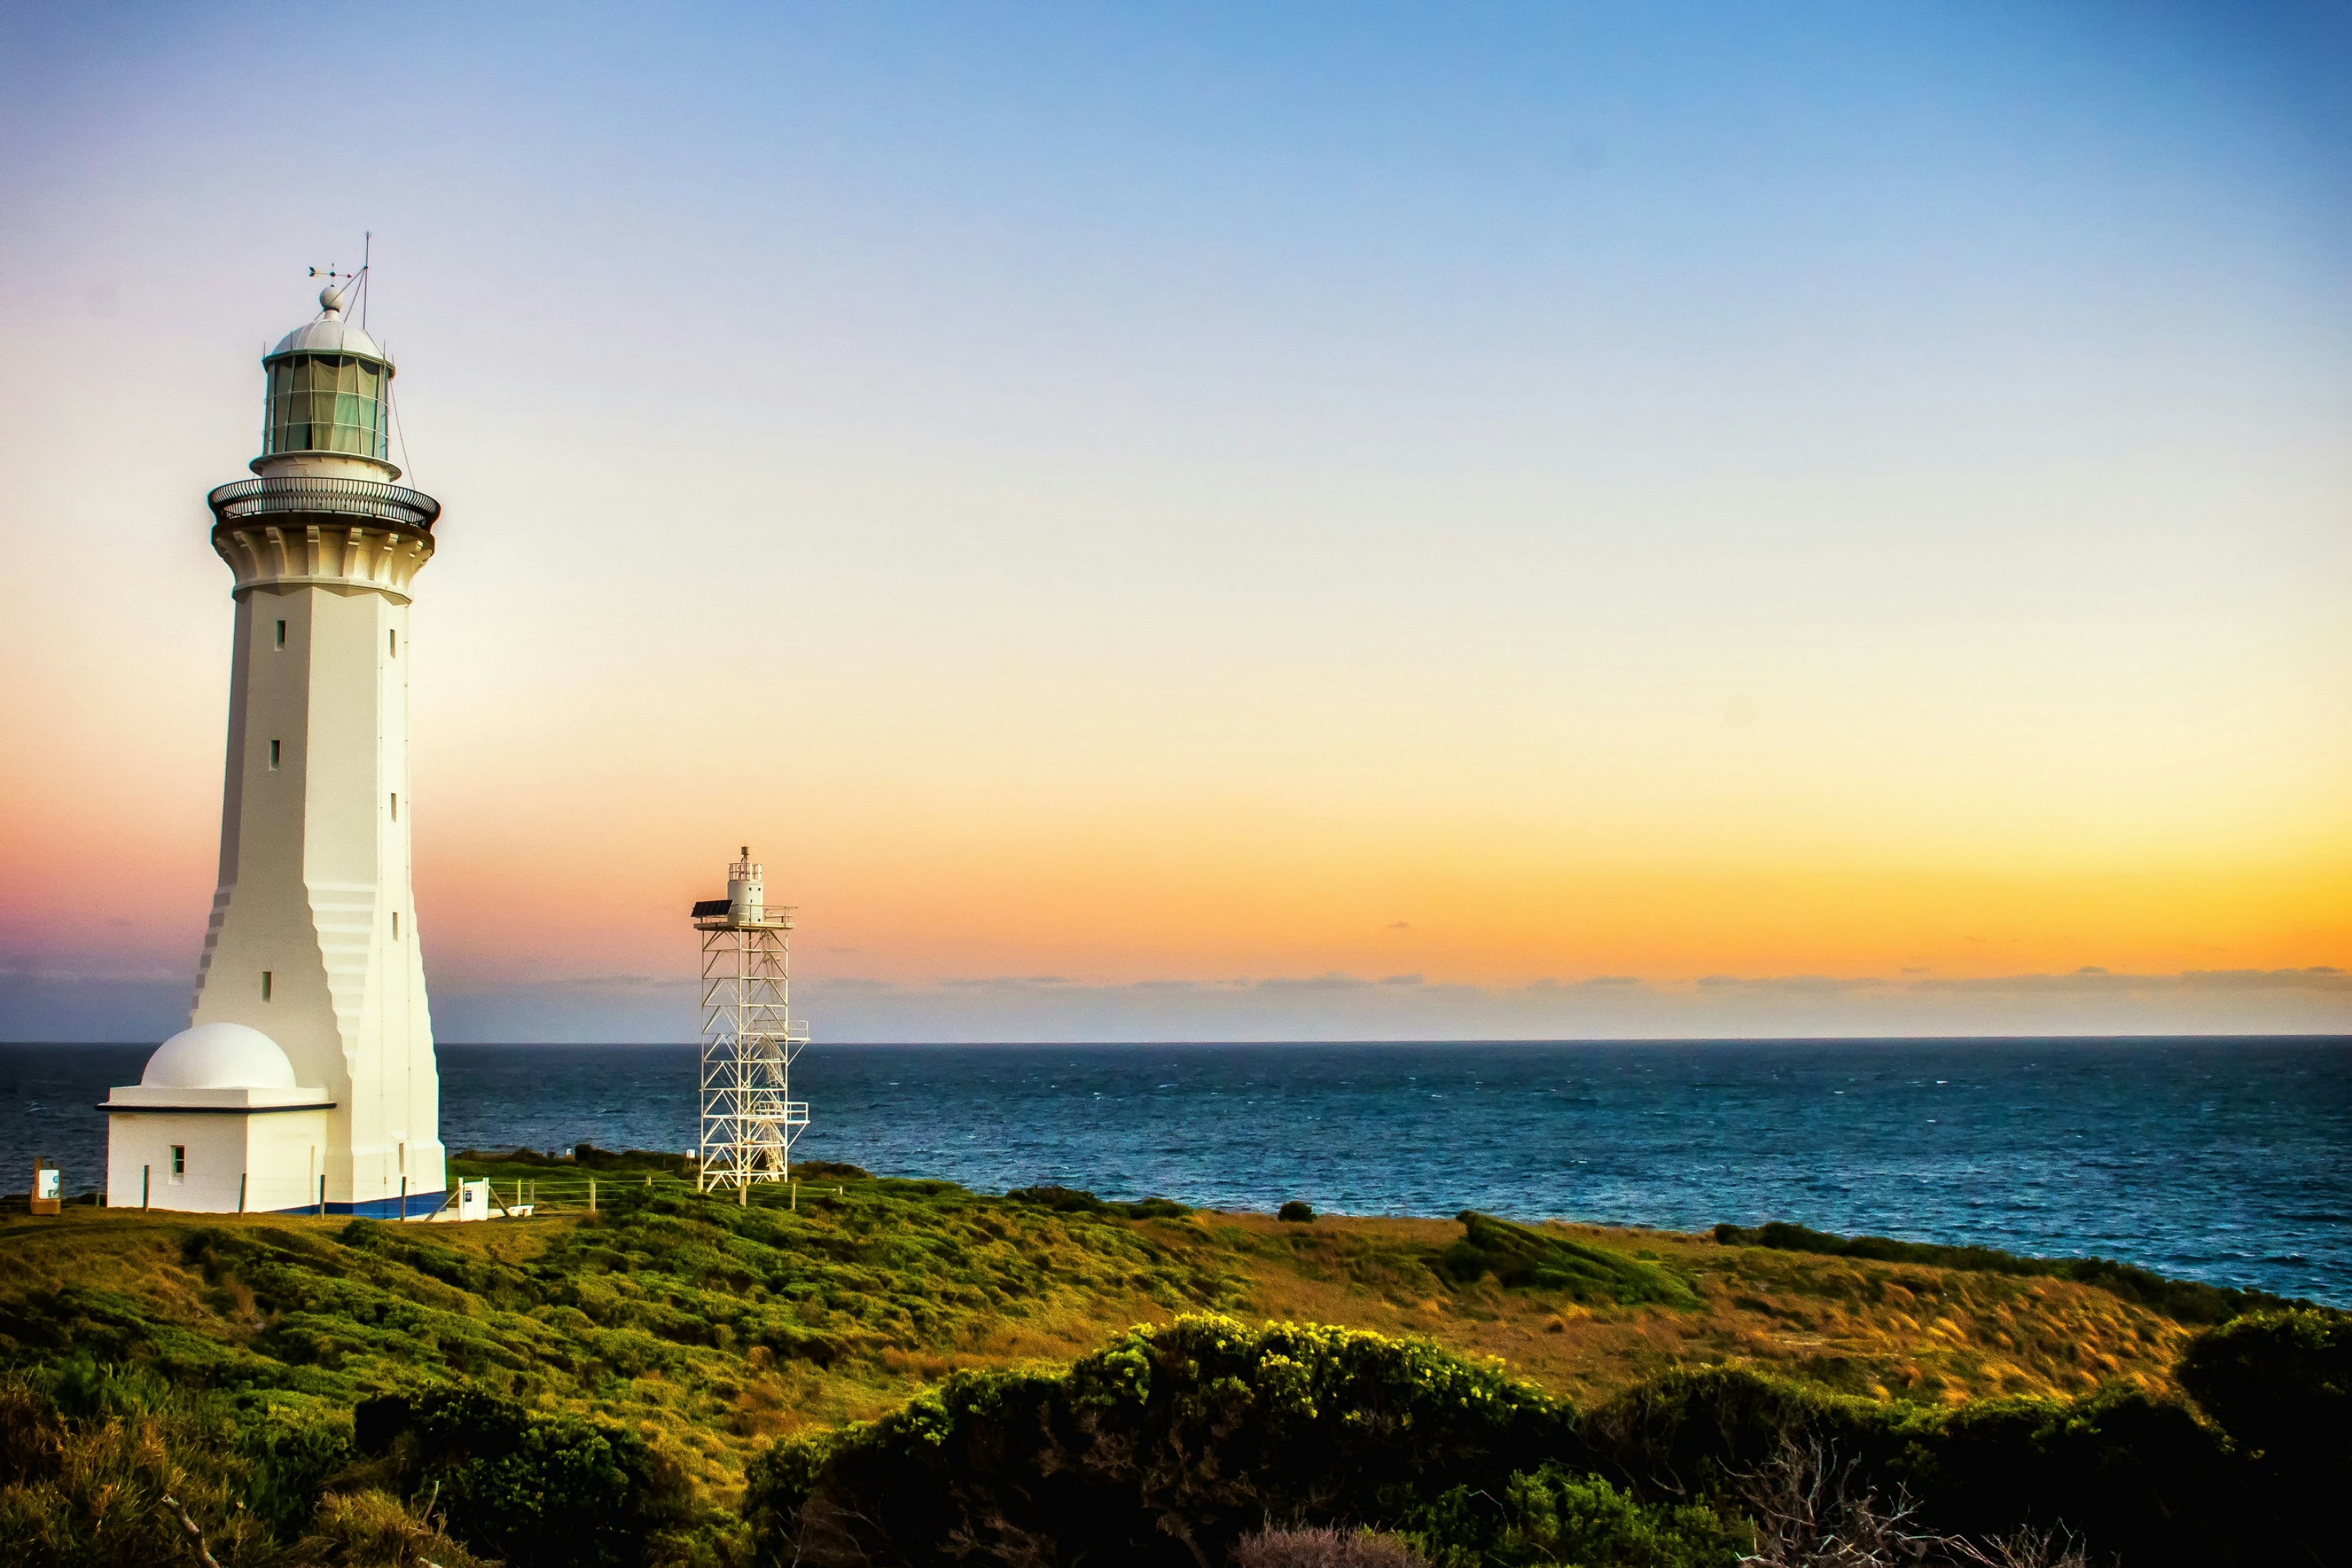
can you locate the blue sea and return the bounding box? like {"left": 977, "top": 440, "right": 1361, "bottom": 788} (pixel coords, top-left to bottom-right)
{"left": 6, "top": 1037, "right": 2346, "bottom": 1304}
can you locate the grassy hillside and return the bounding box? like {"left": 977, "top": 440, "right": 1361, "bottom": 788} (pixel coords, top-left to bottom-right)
{"left": 3, "top": 1161, "right": 2202, "bottom": 1467}
{"left": 0, "top": 1155, "right": 2323, "bottom": 1567}
{"left": 748, "top": 1310, "right": 2347, "bottom": 1568}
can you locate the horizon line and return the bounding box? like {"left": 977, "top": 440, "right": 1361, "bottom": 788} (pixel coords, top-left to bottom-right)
{"left": 14, "top": 1033, "right": 2349, "bottom": 1049}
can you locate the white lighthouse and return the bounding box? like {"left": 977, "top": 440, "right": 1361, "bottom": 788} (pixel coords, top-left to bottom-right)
{"left": 103, "top": 279, "right": 445, "bottom": 1217}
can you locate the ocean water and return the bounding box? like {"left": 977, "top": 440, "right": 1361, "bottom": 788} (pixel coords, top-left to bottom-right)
{"left": 6, "top": 1037, "right": 2346, "bottom": 1304}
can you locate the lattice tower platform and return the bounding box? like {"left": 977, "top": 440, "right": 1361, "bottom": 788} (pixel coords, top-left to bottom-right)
{"left": 692, "top": 849, "right": 810, "bottom": 1198}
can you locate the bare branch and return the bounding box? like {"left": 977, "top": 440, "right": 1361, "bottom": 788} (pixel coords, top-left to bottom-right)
{"left": 159, "top": 1494, "right": 223, "bottom": 1568}
{"left": 1731, "top": 1435, "right": 2095, "bottom": 1568}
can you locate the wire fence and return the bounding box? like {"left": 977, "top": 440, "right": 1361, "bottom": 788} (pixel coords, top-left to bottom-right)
{"left": 453, "top": 1175, "right": 683, "bottom": 1217}
{"left": 1, "top": 1171, "right": 839, "bottom": 1219}
{"left": 452, "top": 1174, "right": 840, "bottom": 1217}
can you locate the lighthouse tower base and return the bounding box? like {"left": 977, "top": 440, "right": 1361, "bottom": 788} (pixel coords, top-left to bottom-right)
{"left": 102, "top": 1023, "right": 341, "bottom": 1214}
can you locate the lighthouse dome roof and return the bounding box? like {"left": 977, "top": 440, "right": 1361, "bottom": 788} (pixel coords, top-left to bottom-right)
{"left": 269, "top": 289, "right": 391, "bottom": 364}
{"left": 270, "top": 316, "right": 389, "bottom": 363}
{"left": 141, "top": 1023, "right": 299, "bottom": 1090}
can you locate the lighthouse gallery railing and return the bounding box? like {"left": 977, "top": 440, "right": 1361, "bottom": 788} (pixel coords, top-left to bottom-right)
{"left": 206, "top": 476, "right": 441, "bottom": 532}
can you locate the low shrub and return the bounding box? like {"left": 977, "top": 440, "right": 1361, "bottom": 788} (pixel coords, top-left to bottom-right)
{"left": 746, "top": 1316, "right": 1572, "bottom": 1567}
{"left": 1234, "top": 1524, "right": 1430, "bottom": 1567}
{"left": 1406, "top": 1465, "right": 1743, "bottom": 1568}
{"left": 1441, "top": 1214, "right": 1699, "bottom": 1307}
{"left": 1710, "top": 1222, "right": 2294, "bottom": 1325}
{"left": 291, "top": 1487, "right": 495, "bottom": 1568}
{"left": 1005, "top": 1184, "right": 1194, "bottom": 1220}
{"left": 1005, "top": 1184, "right": 1110, "bottom": 1214}
{"left": 2177, "top": 1306, "right": 2351, "bottom": 1468}
{"left": 1577, "top": 1358, "right": 2299, "bottom": 1567}
{"left": 1280, "top": 1202, "right": 1318, "bottom": 1224}
{"left": 790, "top": 1161, "right": 874, "bottom": 1181}
{"left": 748, "top": 1314, "right": 2345, "bottom": 1568}
{"left": 359, "top": 1387, "right": 696, "bottom": 1568}
{"left": 231, "top": 1392, "right": 356, "bottom": 1537}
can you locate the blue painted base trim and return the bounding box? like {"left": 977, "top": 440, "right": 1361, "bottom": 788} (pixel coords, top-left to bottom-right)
{"left": 269, "top": 1190, "right": 448, "bottom": 1219}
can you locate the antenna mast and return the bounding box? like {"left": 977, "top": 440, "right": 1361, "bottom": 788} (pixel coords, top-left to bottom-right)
{"left": 690, "top": 849, "right": 810, "bottom": 1200}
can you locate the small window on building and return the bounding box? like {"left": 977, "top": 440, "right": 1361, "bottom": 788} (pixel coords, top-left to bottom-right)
{"left": 393, "top": 911, "right": 401, "bottom": 938}
{"left": 390, "top": 793, "right": 398, "bottom": 820}
{"left": 269, "top": 738, "right": 282, "bottom": 769}
{"left": 169, "top": 1145, "right": 185, "bottom": 1183}
{"left": 274, "top": 619, "right": 287, "bottom": 649}
{"left": 390, "top": 629, "right": 398, "bottom": 656}
{"left": 262, "top": 970, "right": 274, "bottom": 1001}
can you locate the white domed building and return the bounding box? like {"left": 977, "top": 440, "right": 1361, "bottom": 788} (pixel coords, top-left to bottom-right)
{"left": 103, "top": 277, "right": 448, "bottom": 1216}
{"left": 103, "top": 1023, "right": 334, "bottom": 1212}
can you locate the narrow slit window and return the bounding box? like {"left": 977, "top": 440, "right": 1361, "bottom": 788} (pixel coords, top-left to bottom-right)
{"left": 262, "top": 970, "right": 273, "bottom": 1001}
{"left": 274, "top": 620, "right": 287, "bottom": 649}
{"left": 392, "top": 912, "right": 401, "bottom": 939}
{"left": 390, "top": 629, "right": 398, "bottom": 656}
{"left": 390, "top": 792, "right": 398, "bottom": 820}
{"left": 268, "top": 738, "right": 281, "bottom": 770}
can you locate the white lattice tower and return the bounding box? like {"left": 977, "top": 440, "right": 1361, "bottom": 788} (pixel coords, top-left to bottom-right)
{"left": 693, "top": 848, "right": 810, "bottom": 1197}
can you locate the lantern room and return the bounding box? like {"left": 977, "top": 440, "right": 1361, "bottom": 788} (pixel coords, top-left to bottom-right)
{"left": 259, "top": 284, "right": 393, "bottom": 460}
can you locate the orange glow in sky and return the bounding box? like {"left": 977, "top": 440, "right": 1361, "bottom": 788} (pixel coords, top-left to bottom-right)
{"left": 2, "top": 6, "right": 2348, "bottom": 1041}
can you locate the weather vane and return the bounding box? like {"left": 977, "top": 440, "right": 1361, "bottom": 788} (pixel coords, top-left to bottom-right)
{"left": 306, "top": 232, "right": 373, "bottom": 325}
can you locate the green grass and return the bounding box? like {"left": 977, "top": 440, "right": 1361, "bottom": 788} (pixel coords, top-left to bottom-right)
{"left": 1711, "top": 1222, "right": 2301, "bottom": 1326}
{"left": 3, "top": 1169, "right": 1256, "bottom": 1482}
{"left": 1, "top": 1162, "right": 2318, "bottom": 1567}
{"left": 1439, "top": 1213, "right": 1700, "bottom": 1307}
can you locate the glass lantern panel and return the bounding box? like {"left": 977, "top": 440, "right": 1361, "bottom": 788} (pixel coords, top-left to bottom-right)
{"left": 303, "top": 359, "right": 338, "bottom": 435}
{"left": 263, "top": 354, "right": 389, "bottom": 456}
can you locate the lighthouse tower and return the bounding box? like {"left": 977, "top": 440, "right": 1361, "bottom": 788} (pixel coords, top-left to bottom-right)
{"left": 103, "top": 280, "right": 445, "bottom": 1216}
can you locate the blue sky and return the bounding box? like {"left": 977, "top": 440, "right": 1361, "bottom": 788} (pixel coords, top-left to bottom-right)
{"left": 2, "top": 3, "right": 2347, "bottom": 1042}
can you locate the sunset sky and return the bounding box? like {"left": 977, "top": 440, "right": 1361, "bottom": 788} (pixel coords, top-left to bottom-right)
{"left": 2, "top": 3, "right": 2348, "bottom": 1041}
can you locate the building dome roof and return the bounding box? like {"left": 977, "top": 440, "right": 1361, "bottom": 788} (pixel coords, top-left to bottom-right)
{"left": 140, "top": 1023, "right": 299, "bottom": 1090}
{"left": 269, "top": 294, "right": 391, "bottom": 364}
